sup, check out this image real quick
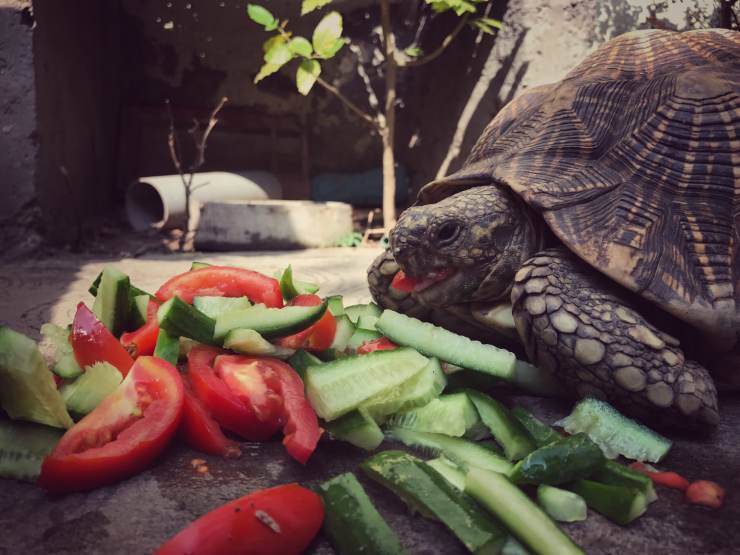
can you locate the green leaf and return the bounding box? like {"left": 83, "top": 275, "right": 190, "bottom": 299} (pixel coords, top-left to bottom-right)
{"left": 263, "top": 34, "right": 286, "bottom": 53}
{"left": 254, "top": 62, "right": 280, "bottom": 83}
{"left": 289, "top": 36, "right": 314, "bottom": 57}
{"left": 264, "top": 42, "right": 294, "bottom": 67}
{"left": 404, "top": 46, "right": 423, "bottom": 58}
{"left": 479, "top": 17, "right": 502, "bottom": 29}
{"left": 247, "top": 4, "right": 277, "bottom": 30}
{"left": 322, "top": 37, "right": 346, "bottom": 58}
{"left": 296, "top": 59, "right": 321, "bottom": 95}
{"left": 312, "top": 11, "right": 343, "bottom": 58}
{"left": 301, "top": 0, "right": 333, "bottom": 15}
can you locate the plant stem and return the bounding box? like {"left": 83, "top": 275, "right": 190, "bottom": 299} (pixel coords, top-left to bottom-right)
{"left": 400, "top": 14, "right": 470, "bottom": 68}
{"left": 380, "top": 0, "right": 397, "bottom": 230}
{"left": 315, "top": 76, "right": 379, "bottom": 128}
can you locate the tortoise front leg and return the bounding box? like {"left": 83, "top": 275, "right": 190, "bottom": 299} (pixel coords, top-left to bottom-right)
{"left": 511, "top": 248, "right": 719, "bottom": 431}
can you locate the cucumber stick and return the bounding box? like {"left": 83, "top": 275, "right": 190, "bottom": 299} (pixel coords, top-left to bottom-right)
{"left": 593, "top": 460, "right": 657, "bottom": 503}
{"left": 466, "top": 390, "right": 535, "bottom": 461}
{"left": 39, "top": 323, "right": 83, "bottom": 379}
{"left": 510, "top": 407, "right": 562, "bottom": 447}
{"left": 324, "top": 409, "right": 384, "bottom": 451}
{"left": 154, "top": 329, "right": 180, "bottom": 366}
{"left": 555, "top": 398, "right": 671, "bottom": 463}
{"left": 570, "top": 480, "right": 647, "bottom": 526}
{"left": 425, "top": 457, "right": 466, "bottom": 491}
{"left": 387, "top": 428, "right": 512, "bottom": 474}
{"left": 60, "top": 361, "right": 122, "bottom": 416}
{"left": 223, "top": 329, "right": 277, "bottom": 355}
{"left": 287, "top": 349, "right": 323, "bottom": 381}
{"left": 536, "top": 485, "right": 587, "bottom": 523}
{"left": 193, "top": 296, "right": 251, "bottom": 319}
{"left": 318, "top": 472, "right": 407, "bottom": 555}
{"left": 326, "top": 295, "right": 345, "bottom": 316}
{"left": 363, "top": 451, "right": 508, "bottom": 555}
{"left": 376, "top": 310, "right": 516, "bottom": 380}
{"left": 157, "top": 296, "right": 216, "bottom": 345}
{"left": 330, "top": 314, "right": 355, "bottom": 352}
{"left": 214, "top": 302, "right": 327, "bottom": 341}
{"left": 345, "top": 303, "right": 381, "bottom": 324}
{"left": 305, "top": 348, "right": 428, "bottom": 421}
{"left": 465, "top": 467, "right": 585, "bottom": 555}
{"left": 388, "top": 393, "right": 487, "bottom": 439}
{"left": 92, "top": 266, "right": 131, "bottom": 336}
{"left": 0, "top": 418, "right": 64, "bottom": 482}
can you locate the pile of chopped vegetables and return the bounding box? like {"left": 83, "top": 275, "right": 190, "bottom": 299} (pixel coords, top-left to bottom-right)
{"left": 0, "top": 262, "right": 725, "bottom": 554}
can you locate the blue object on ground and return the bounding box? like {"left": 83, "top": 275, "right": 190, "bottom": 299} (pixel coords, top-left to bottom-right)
{"left": 311, "top": 166, "right": 409, "bottom": 207}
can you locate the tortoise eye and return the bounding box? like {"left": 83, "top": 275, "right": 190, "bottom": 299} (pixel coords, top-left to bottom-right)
{"left": 435, "top": 221, "right": 461, "bottom": 246}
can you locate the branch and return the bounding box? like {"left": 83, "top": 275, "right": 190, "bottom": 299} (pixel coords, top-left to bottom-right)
{"left": 188, "top": 96, "right": 229, "bottom": 171}
{"left": 398, "top": 14, "right": 469, "bottom": 68}
{"left": 315, "top": 76, "right": 381, "bottom": 129}
{"left": 165, "top": 99, "right": 183, "bottom": 177}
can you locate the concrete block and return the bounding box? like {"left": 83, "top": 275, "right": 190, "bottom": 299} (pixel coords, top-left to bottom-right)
{"left": 194, "top": 200, "right": 353, "bottom": 250}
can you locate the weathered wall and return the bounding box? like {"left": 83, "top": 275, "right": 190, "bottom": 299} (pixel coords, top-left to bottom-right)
{"left": 0, "top": 0, "right": 35, "bottom": 220}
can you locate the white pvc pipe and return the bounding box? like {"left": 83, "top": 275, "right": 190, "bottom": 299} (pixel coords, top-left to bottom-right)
{"left": 125, "top": 171, "right": 282, "bottom": 231}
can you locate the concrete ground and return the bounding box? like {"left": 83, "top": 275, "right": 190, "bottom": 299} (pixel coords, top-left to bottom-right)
{"left": 0, "top": 248, "right": 738, "bottom": 554}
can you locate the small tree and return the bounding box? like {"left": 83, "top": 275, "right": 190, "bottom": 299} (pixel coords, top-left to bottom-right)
{"left": 248, "top": 1, "right": 499, "bottom": 232}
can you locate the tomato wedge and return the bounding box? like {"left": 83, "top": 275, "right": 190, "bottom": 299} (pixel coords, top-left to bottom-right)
{"left": 215, "top": 355, "right": 322, "bottom": 464}
{"left": 155, "top": 484, "right": 324, "bottom": 555}
{"left": 38, "top": 356, "right": 184, "bottom": 494}
{"left": 180, "top": 378, "right": 241, "bottom": 459}
{"left": 156, "top": 266, "right": 283, "bottom": 307}
{"left": 390, "top": 269, "right": 418, "bottom": 292}
{"left": 275, "top": 294, "right": 336, "bottom": 352}
{"left": 70, "top": 302, "right": 134, "bottom": 377}
{"left": 357, "top": 337, "right": 398, "bottom": 354}
{"left": 120, "top": 299, "right": 160, "bottom": 358}
{"left": 187, "top": 346, "right": 280, "bottom": 441}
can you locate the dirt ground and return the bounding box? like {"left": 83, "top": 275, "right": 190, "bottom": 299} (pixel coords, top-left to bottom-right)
{"left": 0, "top": 245, "right": 738, "bottom": 554}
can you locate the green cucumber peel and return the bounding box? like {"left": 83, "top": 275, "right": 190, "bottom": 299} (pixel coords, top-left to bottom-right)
{"left": 569, "top": 479, "right": 648, "bottom": 526}
{"left": 465, "top": 390, "right": 536, "bottom": 461}
{"left": 536, "top": 485, "right": 587, "bottom": 523}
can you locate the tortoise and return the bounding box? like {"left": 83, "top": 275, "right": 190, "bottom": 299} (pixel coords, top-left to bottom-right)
{"left": 368, "top": 29, "right": 740, "bottom": 432}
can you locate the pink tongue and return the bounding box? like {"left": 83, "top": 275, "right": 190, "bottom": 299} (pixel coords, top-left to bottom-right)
{"left": 414, "top": 268, "right": 453, "bottom": 291}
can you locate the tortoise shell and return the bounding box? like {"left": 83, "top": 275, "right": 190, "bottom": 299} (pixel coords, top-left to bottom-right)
{"left": 418, "top": 29, "right": 740, "bottom": 338}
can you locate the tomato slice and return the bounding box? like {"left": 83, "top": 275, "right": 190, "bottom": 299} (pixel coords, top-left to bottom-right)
{"left": 156, "top": 266, "right": 283, "bottom": 307}
{"left": 155, "top": 484, "right": 324, "bottom": 555}
{"left": 275, "top": 294, "right": 336, "bottom": 352}
{"left": 390, "top": 270, "right": 418, "bottom": 292}
{"left": 120, "top": 299, "right": 160, "bottom": 358}
{"left": 38, "top": 356, "right": 184, "bottom": 494}
{"left": 187, "top": 346, "right": 279, "bottom": 441}
{"left": 71, "top": 302, "right": 135, "bottom": 377}
{"left": 180, "top": 378, "right": 241, "bottom": 458}
{"left": 357, "top": 337, "right": 398, "bottom": 354}
{"left": 215, "top": 355, "right": 322, "bottom": 465}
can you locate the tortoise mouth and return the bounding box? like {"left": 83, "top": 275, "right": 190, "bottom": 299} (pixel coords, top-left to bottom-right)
{"left": 411, "top": 268, "right": 469, "bottom": 307}
{"left": 409, "top": 268, "right": 455, "bottom": 292}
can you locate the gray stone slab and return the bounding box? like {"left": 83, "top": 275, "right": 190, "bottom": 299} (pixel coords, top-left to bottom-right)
{"left": 0, "top": 248, "right": 738, "bottom": 554}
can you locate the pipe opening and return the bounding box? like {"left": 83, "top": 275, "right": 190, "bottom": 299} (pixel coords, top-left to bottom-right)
{"left": 126, "top": 181, "right": 166, "bottom": 230}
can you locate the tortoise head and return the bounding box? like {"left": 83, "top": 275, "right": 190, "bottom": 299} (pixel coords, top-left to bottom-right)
{"left": 389, "top": 184, "right": 542, "bottom": 307}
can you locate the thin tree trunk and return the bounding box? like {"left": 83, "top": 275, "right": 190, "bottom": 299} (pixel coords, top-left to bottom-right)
{"left": 380, "top": 0, "right": 397, "bottom": 230}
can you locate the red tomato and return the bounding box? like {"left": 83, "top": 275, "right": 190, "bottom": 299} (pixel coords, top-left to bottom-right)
{"left": 390, "top": 270, "right": 418, "bottom": 292}
{"left": 156, "top": 266, "right": 283, "bottom": 307}
{"left": 357, "top": 337, "right": 398, "bottom": 354}
{"left": 120, "top": 299, "right": 160, "bottom": 358}
{"left": 38, "top": 356, "right": 184, "bottom": 494}
{"left": 215, "top": 356, "right": 322, "bottom": 465}
{"left": 629, "top": 462, "right": 690, "bottom": 490}
{"left": 188, "top": 346, "right": 279, "bottom": 442}
{"left": 70, "top": 302, "right": 134, "bottom": 377}
{"left": 275, "top": 294, "right": 336, "bottom": 352}
{"left": 155, "top": 484, "right": 324, "bottom": 555}
{"left": 686, "top": 480, "right": 725, "bottom": 509}
{"left": 180, "top": 378, "right": 241, "bottom": 458}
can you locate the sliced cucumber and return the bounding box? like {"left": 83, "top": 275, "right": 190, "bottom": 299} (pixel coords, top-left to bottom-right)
{"left": 502, "top": 537, "right": 532, "bottom": 555}
{"left": 277, "top": 265, "right": 319, "bottom": 300}
{"left": 555, "top": 397, "right": 672, "bottom": 463}
{"left": 223, "top": 329, "right": 277, "bottom": 355}
{"left": 387, "top": 427, "right": 513, "bottom": 474}
{"left": 61, "top": 361, "right": 122, "bottom": 416}
{"left": 388, "top": 393, "right": 488, "bottom": 439}
{"left": 214, "top": 302, "right": 327, "bottom": 341}
{"left": 356, "top": 313, "right": 379, "bottom": 331}
{"left": 327, "top": 295, "right": 345, "bottom": 316}
{"left": 361, "top": 357, "right": 446, "bottom": 423}
{"left": 593, "top": 460, "right": 657, "bottom": 503}
{"left": 345, "top": 303, "right": 381, "bottom": 324}
{"left": 508, "top": 433, "right": 605, "bottom": 486}
{"left": 510, "top": 407, "right": 562, "bottom": 448}
{"left": 511, "top": 360, "right": 566, "bottom": 398}
{"left": 39, "top": 323, "right": 83, "bottom": 380}
{"left": 330, "top": 314, "right": 356, "bottom": 353}
{"left": 425, "top": 457, "right": 466, "bottom": 491}
{"left": 346, "top": 328, "right": 382, "bottom": 351}
{"left": 154, "top": 329, "right": 180, "bottom": 366}
{"left": 324, "top": 409, "right": 384, "bottom": 451}
{"left": 92, "top": 265, "right": 131, "bottom": 336}
{"left": 0, "top": 418, "right": 63, "bottom": 482}
{"left": 287, "top": 349, "right": 323, "bottom": 381}
{"left": 189, "top": 261, "right": 211, "bottom": 271}
{"left": 193, "top": 296, "right": 251, "bottom": 319}
{"left": 466, "top": 390, "right": 536, "bottom": 461}
{"left": 465, "top": 468, "right": 585, "bottom": 555}
{"left": 318, "top": 472, "right": 407, "bottom": 555}
{"left": 376, "top": 310, "right": 516, "bottom": 381}
{"left": 130, "top": 294, "right": 151, "bottom": 329}
{"left": 570, "top": 480, "right": 648, "bottom": 526}
{"left": 305, "top": 348, "right": 428, "bottom": 421}
{"left": 363, "top": 451, "right": 508, "bottom": 555}
{"left": 157, "top": 296, "right": 217, "bottom": 345}
{"left": 536, "top": 485, "right": 587, "bottom": 523}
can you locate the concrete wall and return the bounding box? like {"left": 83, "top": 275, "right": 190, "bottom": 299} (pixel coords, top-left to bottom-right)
{"left": 0, "top": 0, "right": 35, "bottom": 220}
